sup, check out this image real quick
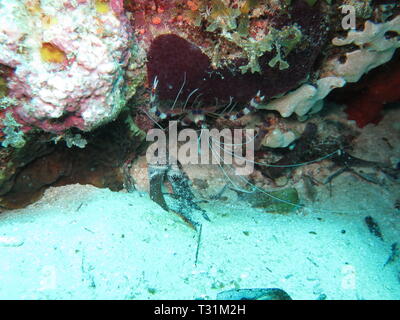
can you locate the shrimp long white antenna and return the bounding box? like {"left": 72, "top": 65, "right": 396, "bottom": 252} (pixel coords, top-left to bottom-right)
{"left": 227, "top": 101, "right": 238, "bottom": 114}
{"left": 235, "top": 163, "right": 384, "bottom": 214}
{"left": 150, "top": 76, "right": 159, "bottom": 106}
{"left": 207, "top": 137, "right": 304, "bottom": 208}
{"left": 183, "top": 88, "right": 199, "bottom": 111}
{"left": 171, "top": 72, "right": 187, "bottom": 110}
{"left": 218, "top": 96, "right": 234, "bottom": 115}
{"left": 207, "top": 137, "right": 253, "bottom": 194}
{"left": 208, "top": 137, "right": 383, "bottom": 214}
{"left": 153, "top": 76, "right": 159, "bottom": 89}
{"left": 210, "top": 136, "right": 340, "bottom": 168}
{"left": 141, "top": 108, "right": 165, "bottom": 131}
{"left": 190, "top": 92, "right": 203, "bottom": 110}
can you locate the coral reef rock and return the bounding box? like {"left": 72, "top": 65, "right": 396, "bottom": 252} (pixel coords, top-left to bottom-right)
{"left": 0, "top": 0, "right": 133, "bottom": 133}
{"left": 262, "top": 13, "right": 400, "bottom": 119}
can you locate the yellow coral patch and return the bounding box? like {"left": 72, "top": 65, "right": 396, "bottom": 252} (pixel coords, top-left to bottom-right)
{"left": 0, "top": 77, "right": 7, "bottom": 98}
{"left": 240, "top": 0, "right": 260, "bottom": 15}
{"left": 41, "top": 15, "right": 58, "bottom": 28}
{"left": 25, "top": 0, "right": 42, "bottom": 15}
{"left": 40, "top": 43, "right": 67, "bottom": 64}
{"left": 95, "top": 0, "right": 110, "bottom": 14}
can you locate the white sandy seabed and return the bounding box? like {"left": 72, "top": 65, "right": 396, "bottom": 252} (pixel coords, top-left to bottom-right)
{"left": 0, "top": 169, "right": 399, "bottom": 300}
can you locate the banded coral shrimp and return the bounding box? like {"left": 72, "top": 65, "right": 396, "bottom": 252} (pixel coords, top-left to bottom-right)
{"left": 146, "top": 74, "right": 264, "bottom": 128}
{"left": 136, "top": 75, "right": 399, "bottom": 231}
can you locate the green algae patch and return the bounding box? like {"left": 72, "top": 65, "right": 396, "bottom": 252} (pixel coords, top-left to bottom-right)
{"left": 183, "top": 0, "right": 303, "bottom": 74}
{"left": 1, "top": 112, "right": 26, "bottom": 149}
{"left": 238, "top": 187, "right": 300, "bottom": 214}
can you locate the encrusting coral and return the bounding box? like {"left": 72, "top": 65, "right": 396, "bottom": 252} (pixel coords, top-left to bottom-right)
{"left": 344, "top": 57, "right": 400, "bottom": 127}
{"left": 0, "top": 0, "right": 133, "bottom": 135}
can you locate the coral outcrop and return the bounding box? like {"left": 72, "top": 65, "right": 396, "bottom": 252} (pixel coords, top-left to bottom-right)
{"left": 260, "top": 10, "right": 400, "bottom": 120}
{"left": 339, "top": 56, "right": 400, "bottom": 127}
{"left": 0, "top": 0, "right": 133, "bottom": 134}
{"left": 131, "top": 0, "right": 399, "bottom": 126}
{"left": 0, "top": 0, "right": 399, "bottom": 210}
{"left": 1, "top": 0, "right": 399, "bottom": 139}
{"left": 142, "top": 0, "right": 329, "bottom": 104}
